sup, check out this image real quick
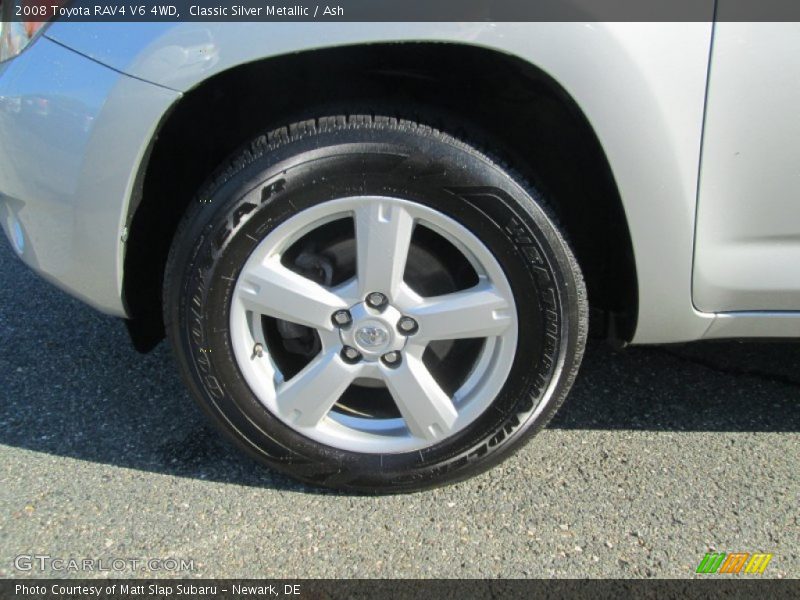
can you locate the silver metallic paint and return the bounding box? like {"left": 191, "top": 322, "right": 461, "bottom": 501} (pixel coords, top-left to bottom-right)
{"left": 0, "top": 37, "right": 179, "bottom": 314}
{"left": 45, "top": 22, "right": 717, "bottom": 342}
{"left": 694, "top": 22, "right": 800, "bottom": 312}
{"left": 2, "top": 23, "right": 799, "bottom": 342}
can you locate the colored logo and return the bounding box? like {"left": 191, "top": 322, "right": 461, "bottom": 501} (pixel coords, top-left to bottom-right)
{"left": 696, "top": 552, "right": 773, "bottom": 575}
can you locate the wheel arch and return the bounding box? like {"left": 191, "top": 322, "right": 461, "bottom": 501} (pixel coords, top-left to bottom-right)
{"left": 123, "top": 42, "right": 638, "bottom": 351}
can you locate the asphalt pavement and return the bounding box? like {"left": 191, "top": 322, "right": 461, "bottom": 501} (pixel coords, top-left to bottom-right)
{"left": 0, "top": 238, "right": 797, "bottom": 579}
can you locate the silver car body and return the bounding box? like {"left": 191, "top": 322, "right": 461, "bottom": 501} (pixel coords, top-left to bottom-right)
{"left": 1, "top": 21, "right": 799, "bottom": 343}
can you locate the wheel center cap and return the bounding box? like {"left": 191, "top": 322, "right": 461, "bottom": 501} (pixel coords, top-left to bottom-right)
{"left": 339, "top": 302, "right": 407, "bottom": 360}
{"left": 355, "top": 324, "right": 390, "bottom": 349}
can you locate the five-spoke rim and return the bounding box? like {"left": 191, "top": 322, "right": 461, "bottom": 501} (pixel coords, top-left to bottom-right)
{"left": 229, "top": 196, "right": 518, "bottom": 453}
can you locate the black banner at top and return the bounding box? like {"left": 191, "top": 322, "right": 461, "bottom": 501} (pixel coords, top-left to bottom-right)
{"left": 5, "top": 0, "right": 800, "bottom": 22}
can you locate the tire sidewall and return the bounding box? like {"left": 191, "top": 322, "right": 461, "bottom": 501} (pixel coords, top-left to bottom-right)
{"left": 165, "top": 123, "right": 584, "bottom": 492}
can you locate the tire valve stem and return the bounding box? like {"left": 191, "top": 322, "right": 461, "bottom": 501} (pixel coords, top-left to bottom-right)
{"left": 252, "top": 343, "right": 264, "bottom": 358}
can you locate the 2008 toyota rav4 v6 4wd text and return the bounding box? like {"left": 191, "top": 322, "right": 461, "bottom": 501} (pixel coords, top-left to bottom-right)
{"left": 1, "top": 15, "right": 799, "bottom": 492}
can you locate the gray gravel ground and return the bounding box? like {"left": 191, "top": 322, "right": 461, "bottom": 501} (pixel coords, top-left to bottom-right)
{"left": 0, "top": 239, "right": 798, "bottom": 579}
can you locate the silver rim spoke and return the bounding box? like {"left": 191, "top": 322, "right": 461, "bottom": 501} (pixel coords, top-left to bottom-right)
{"left": 230, "top": 196, "right": 518, "bottom": 454}
{"left": 238, "top": 258, "right": 347, "bottom": 330}
{"left": 383, "top": 351, "right": 458, "bottom": 441}
{"left": 275, "top": 351, "right": 357, "bottom": 427}
{"left": 355, "top": 201, "right": 415, "bottom": 299}
{"left": 405, "top": 282, "right": 514, "bottom": 343}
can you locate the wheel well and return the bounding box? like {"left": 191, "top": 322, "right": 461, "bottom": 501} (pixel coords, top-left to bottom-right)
{"left": 124, "top": 42, "right": 637, "bottom": 351}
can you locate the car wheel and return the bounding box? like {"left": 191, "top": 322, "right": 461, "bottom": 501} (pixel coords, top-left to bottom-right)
{"left": 163, "top": 115, "right": 587, "bottom": 492}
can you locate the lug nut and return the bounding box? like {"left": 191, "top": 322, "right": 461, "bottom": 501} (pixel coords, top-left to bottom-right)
{"left": 397, "top": 316, "right": 418, "bottom": 335}
{"left": 332, "top": 309, "right": 352, "bottom": 327}
{"left": 366, "top": 292, "right": 388, "bottom": 310}
{"left": 341, "top": 346, "right": 362, "bottom": 363}
{"left": 381, "top": 351, "right": 401, "bottom": 367}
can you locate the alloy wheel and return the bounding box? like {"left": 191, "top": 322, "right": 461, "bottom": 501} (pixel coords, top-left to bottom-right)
{"left": 229, "top": 196, "right": 519, "bottom": 453}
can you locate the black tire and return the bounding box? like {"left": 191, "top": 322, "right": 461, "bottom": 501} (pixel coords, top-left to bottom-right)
{"left": 163, "top": 115, "right": 587, "bottom": 493}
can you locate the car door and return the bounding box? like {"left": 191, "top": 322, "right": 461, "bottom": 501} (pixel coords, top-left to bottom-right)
{"left": 694, "top": 21, "right": 800, "bottom": 313}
